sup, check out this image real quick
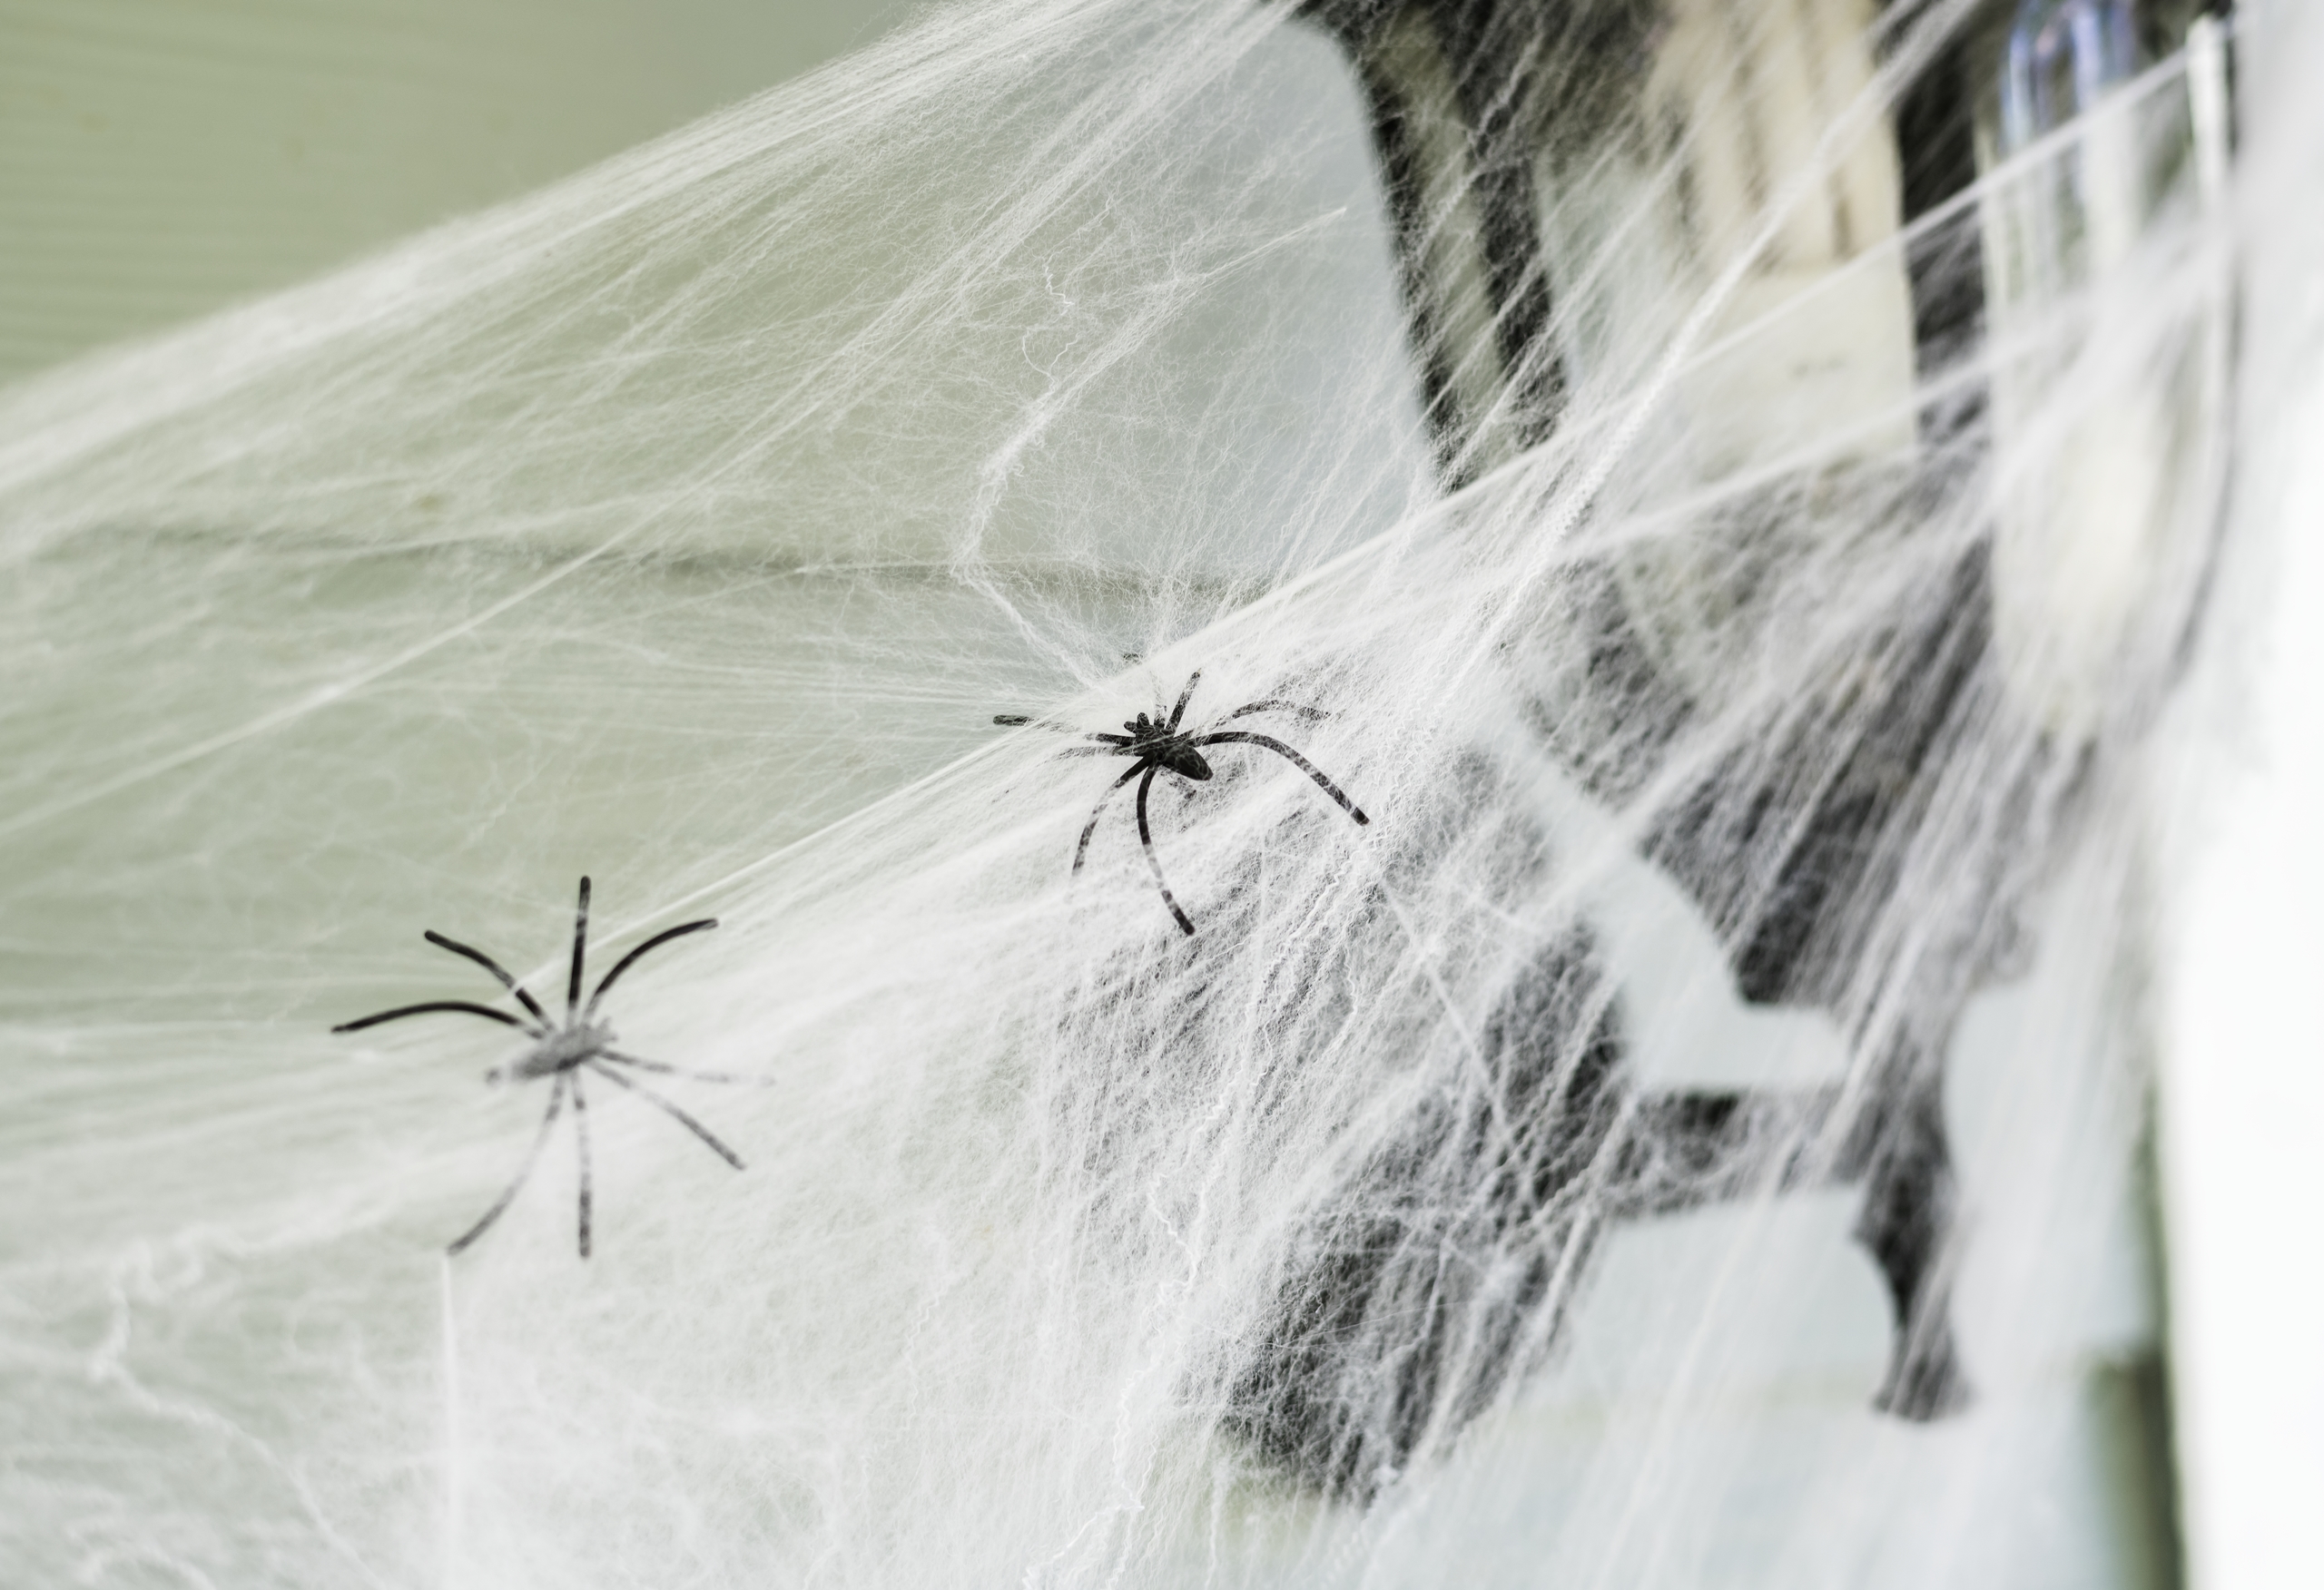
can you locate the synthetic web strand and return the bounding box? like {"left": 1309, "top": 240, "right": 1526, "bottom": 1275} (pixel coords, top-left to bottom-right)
{"left": 0, "top": 2, "right": 2269, "bottom": 1586}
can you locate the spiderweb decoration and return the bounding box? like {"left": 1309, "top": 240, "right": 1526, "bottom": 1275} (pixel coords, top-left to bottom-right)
{"left": 0, "top": 0, "right": 2304, "bottom": 1585}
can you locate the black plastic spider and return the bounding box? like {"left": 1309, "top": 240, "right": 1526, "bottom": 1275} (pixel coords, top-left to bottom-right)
{"left": 996, "top": 670, "right": 1369, "bottom": 935}
{"left": 333, "top": 877, "right": 743, "bottom": 1259}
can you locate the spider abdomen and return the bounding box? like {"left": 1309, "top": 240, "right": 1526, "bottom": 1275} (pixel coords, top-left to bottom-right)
{"left": 1157, "top": 742, "right": 1213, "bottom": 780}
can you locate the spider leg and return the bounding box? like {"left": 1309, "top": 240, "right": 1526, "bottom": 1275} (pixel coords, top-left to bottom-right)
{"left": 1135, "top": 765, "right": 1196, "bottom": 937}
{"left": 995, "top": 717, "right": 1125, "bottom": 743}
{"left": 1191, "top": 731, "right": 1370, "bottom": 824}
{"left": 1073, "top": 761, "right": 1147, "bottom": 874}
{"left": 601, "top": 1049, "right": 757, "bottom": 1085}
{"left": 422, "top": 931, "right": 549, "bottom": 1026}
{"left": 1222, "top": 699, "right": 1328, "bottom": 723}
{"left": 585, "top": 918, "right": 719, "bottom": 1018}
{"left": 1053, "top": 734, "right": 1131, "bottom": 761}
{"left": 333, "top": 1001, "right": 538, "bottom": 1035}
{"left": 566, "top": 877, "right": 592, "bottom": 1020}
{"left": 447, "top": 1075, "right": 567, "bottom": 1257}
{"left": 1167, "top": 671, "right": 1202, "bottom": 731}
{"left": 586, "top": 1061, "right": 745, "bottom": 1169}
{"left": 571, "top": 1070, "right": 593, "bottom": 1259}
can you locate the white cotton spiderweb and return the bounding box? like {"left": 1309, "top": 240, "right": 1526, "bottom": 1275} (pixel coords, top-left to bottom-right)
{"left": 0, "top": 0, "right": 2299, "bottom": 1585}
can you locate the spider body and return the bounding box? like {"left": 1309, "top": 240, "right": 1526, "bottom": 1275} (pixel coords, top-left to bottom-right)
{"left": 333, "top": 877, "right": 743, "bottom": 1258}
{"left": 503, "top": 1019, "right": 615, "bottom": 1083}
{"left": 998, "top": 671, "right": 1369, "bottom": 935}
{"left": 1107, "top": 712, "right": 1214, "bottom": 781}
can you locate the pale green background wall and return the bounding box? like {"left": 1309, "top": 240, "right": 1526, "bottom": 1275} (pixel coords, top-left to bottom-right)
{"left": 0, "top": 0, "right": 913, "bottom": 383}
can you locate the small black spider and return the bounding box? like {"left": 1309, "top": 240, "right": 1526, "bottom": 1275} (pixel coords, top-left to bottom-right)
{"left": 996, "top": 670, "right": 1370, "bottom": 935}
{"left": 333, "top": 878, "right": 743, "bottom": 1259}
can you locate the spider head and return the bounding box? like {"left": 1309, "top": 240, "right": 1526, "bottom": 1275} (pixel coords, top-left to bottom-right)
{"left": 493, "top": 1020, "right": 615, "bottom": 1084}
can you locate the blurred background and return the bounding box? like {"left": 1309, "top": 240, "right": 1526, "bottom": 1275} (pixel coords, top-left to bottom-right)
{"left": 0, "top": 0, "right": 913, "bottom": 382}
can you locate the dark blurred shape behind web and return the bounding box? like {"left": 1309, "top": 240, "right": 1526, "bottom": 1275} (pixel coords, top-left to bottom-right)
{"left": 1224, "top": 0, "right": 2230, "bottom": 1502}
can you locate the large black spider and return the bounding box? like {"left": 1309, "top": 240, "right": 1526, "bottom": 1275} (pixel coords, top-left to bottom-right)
{"left": 333, "top": 877, "right": 743, "bottom": 1259}
{"left": 996, "top": 670, "right": 1370, "bottom": 935}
